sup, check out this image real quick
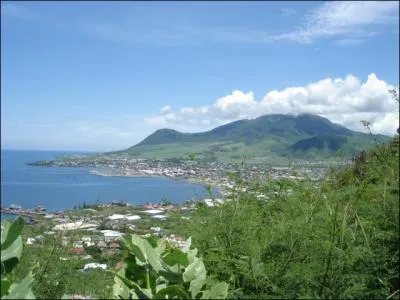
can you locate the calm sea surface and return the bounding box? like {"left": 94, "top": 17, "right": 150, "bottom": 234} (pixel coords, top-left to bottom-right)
{"left": 1, "top": 149, "right": 213, "bottom": 212}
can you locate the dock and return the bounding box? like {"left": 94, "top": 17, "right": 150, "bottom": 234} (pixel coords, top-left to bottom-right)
{"left": 1, "top": 209, "right": 38, "bottom": 223}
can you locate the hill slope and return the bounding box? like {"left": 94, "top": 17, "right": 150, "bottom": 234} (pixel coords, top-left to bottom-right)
{"left": 114, "top": 114, "right": 389, "bottom": 163}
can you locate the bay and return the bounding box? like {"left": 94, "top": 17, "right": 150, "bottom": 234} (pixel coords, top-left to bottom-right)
{"left": 1, "top": 149, "right": 213, "bottom": 212}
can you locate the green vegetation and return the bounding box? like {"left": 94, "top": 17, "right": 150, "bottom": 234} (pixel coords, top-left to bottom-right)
{"left": 113, "top": 113, "right": 388, "bottom": 163}
{"left": 176, "top": 136, "right": 399, "bottom": 299}
{"left": 113, "top": 234, "right": 228, "bottom": 299}
{"left": 10, "top": 221, "right": 115, "bottom": 299}
{"left": 1, "top": 217, "right": 35, "bottom": 299}
{"left": 288, "top": 134, "right": 348, "bottom": 153}
{"left": 2, "top": 111, "right": 398, "bottom": 299}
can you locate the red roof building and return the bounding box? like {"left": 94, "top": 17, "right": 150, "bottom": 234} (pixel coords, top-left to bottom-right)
{"left": 72, "top": 247, "right": 85, "bottom": 255}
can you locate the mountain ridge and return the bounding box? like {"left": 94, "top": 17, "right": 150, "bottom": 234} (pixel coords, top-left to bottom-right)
{"left": 113, "top": 113, "right": 389, "bottom": 163}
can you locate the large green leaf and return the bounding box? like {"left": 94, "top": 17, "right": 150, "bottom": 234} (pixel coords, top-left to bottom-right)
{"left": 155, "top": 283, "right": 167, "bottom": 294}
{"left": 1, "top": 279, "right": 11, "bottom": 298}
{"left": 130, "top": 285, "right": 153, "bottom": 299}
{"left": 154, "top": 285, "right": 191, "bottom": 299}
{"left": 200, "top": 290, "right": 210, "bottom": 299}
{"left": 163, "top": 248, "right": 189, "bottom": 267}
{"left": 186, "top": 248, "right": 198, "bottom": 264}
{"left": 1, "top": 220, "right": 12, "bottom": 245}
{"left": 113, "top": 270, "right": 134, "bottom": 299}
{"left": 122, "top": 235, "right": 147, "bottom": 263}
{"left": 115, "top": 272, "right": 153, "bottom": 299}
{"left": 155, "top": 238, "right": 167, "bottom": 256}
{"left": 1, "top": 217, "right": 24, "bottom": 250}
{"left": 183, "top": 257, "right": 207, "bottom": 298}
{"left": 113, "top": 276, "right": 131, "bottom": 299}
{"left": 208, "top": 282, "right": 229, "bottom": 299}
{"left": 124, "top": 258, "right": 147, "bottom": 282}
{"left": 1, "top": 258, "right": 19, "bottom": 275}
{"left": 1, "top": 236, "right": 23, "bottom": 263}
{"left": 145, "top": 236, "right": 158, "bottom": 248}
{"left": 2, "top": 273, "right": 35, "bottom": 299}
{"left": 142, "top": 239, "right": 165, "bottom": 272}
{"left": 127, "top": 234, "right": 170, "bottom": 274}
{"left": 181, "top": 237, "right": 192, "bottom": 253}
{"left": 158, "top": 269, "right": 183, "bottom": 285}
{"left": 189, "top": 277, "right": 206, "bottom": 299}
{"left": 183, "top": 257, "right": 206, "bottom": 283}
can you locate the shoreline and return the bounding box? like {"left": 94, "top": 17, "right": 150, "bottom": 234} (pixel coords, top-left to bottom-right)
{"left": 89, "top": 169, "right": 223, "bottom": 191}
{"left": 1, "top": 169, "right": 224, "bottom": 216}
{"left": 1, "top": 209, "right": 37, "bottom": 223}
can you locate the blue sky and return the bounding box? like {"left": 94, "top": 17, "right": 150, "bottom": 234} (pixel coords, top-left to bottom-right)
{"left": 1, "top": 1, "right": 399, "bottom": 151}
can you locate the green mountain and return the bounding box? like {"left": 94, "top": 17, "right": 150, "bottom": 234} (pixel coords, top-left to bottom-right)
{"left": 114, "top": 114, "right": 390, "bottom": 164}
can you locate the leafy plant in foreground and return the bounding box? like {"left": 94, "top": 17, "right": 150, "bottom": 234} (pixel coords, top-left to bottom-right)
{"left": 1, "top": 217, "right": 35, "bottom": 299}
{"left": 112, "top": 234, "right": 229, "bottom": 299}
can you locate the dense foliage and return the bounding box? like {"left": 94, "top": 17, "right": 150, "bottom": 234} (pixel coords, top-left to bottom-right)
{"left": 288, "top": 134, "right": 347, "bottom": 153}
{"left": 113, "top": 234, "right": 228, "bottom": 299}
{"left": 178, "top": 136, "right": 399, "bottom": 299}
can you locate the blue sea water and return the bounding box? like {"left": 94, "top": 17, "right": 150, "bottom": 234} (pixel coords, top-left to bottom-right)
{"left": 0, "top": 213, "right": 28, "bottom": 221}
{"left": 1, "top": 149, "right": 213, "bottom": 212}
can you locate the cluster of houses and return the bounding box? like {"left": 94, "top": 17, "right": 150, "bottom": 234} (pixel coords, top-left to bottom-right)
{"left": 23, "top": 202, "right": 195, "bottom": 271}
{"left": 19, "top": 178, "right": 299, "bottom": 279}
{"left": 31, "top": 154, "right": 328, "bottom": 190}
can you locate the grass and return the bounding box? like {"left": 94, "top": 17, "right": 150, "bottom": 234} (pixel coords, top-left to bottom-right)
{"left": 176, "top": 136, "right": 399, "bottom": 299}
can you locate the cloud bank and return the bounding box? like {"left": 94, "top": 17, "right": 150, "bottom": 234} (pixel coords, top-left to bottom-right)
{"left": 2, "top": 2, "right": 398, "bottom": 47}
{"left": 274, "top": 1, "right": 399, "bottom": 44}
{"left": 146, "top": 73, "right": 399, "bottom": 136}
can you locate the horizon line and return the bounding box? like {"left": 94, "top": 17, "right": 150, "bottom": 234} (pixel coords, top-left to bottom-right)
{"left": 0, "top": 148, "right": 102, "bottom": 153}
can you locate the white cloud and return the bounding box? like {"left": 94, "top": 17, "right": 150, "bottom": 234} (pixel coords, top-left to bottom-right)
{"left": 54, "top": 2, "right": 397, "bottom": 46}
{"left": 370, "top": 112, "right": 399, "bottom": 134}
{"left": 160, "top": 105, "right": 172, "bottom": 114}
{"left": 214, "top": 91, "right": 256, "bottom": 111}
{"left": 77, "top": 19, "right": 273, "bottom": 46}
{"left": 274, "top": 1, "right": 399, "bottom": 43}
{"left": 145, "top": 73, "right": 399, "bottom": 136}
{"left": 332, "top": 38, "right": 365, "bottom": 46}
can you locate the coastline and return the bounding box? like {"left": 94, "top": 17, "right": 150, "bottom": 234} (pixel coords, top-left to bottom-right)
{"left": 90, "top": 169, "right": 208, "bottom": 185}
{"left": 89, "top": 170, "right": 163, "bottom": 178}
{"left": 1, "top": 209, "right": 36, "bottom": 223}
{"left": 89, "top": 169, "right": 224, "bottom": 195}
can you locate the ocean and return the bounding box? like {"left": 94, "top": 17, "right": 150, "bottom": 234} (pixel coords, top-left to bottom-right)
{"left": 1, "top": 149, "right": 214, "bottom": 212}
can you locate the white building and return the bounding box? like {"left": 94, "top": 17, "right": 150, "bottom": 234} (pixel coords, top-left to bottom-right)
{"left": 152, "top": 215, "right": 167, "bottom": 219}
{"left": 142, "top": 209, "right": 163, "bottom": 214}
{"left": 100, "top": 230, "right": 124, "bottom": 241}
{"left": 27, "top": 237, "right": 36, "bottom": 245}
{"left": 83, "top": 263, "right": 107, "bottom": 271}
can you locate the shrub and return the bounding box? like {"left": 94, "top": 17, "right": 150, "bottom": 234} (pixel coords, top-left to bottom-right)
{"left": 112, "top": 234, "right": 229, "bottom": 299}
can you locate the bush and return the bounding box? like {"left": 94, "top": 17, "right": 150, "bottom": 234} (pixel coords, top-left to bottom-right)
{"left": 179, "top": 136, "right": 399, "bottom": 299}
{"left": 112, "top": 234, "right": 229, "bottom": 299}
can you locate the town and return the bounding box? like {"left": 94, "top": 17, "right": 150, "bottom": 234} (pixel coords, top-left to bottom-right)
{"left": 1, "top": 161, "right": 328, "bottom": 280}
{"left": 29, "top": 154, "right": 334, "bottom": 191}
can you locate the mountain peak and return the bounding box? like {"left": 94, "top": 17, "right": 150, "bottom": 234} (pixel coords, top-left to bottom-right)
{"left": 122, "top": 113, "right": 385, "bottom": 161}
{"left": 135, "top": 128, "right": 185, "bottom": 146}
